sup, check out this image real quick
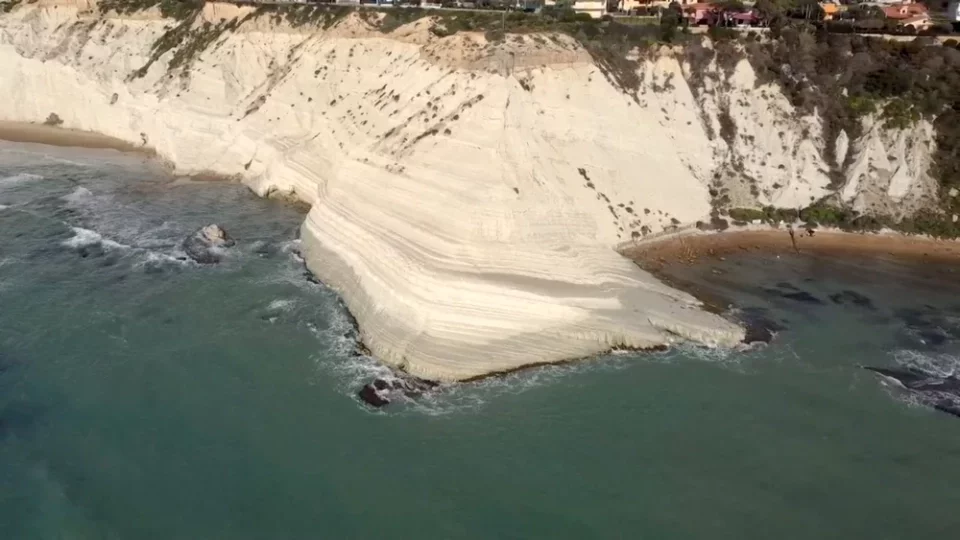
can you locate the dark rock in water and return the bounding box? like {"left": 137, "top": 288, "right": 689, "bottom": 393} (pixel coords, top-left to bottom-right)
{"left": 776, "top": 282, "right": 800, "bottom": 291}
{"left": 829, "top": 290, "right": 875, "bottom": 310}
{"left": 934, "top": 401, "right": 960, "bottom": 418}
{"left": 357, "top": 376, "right": 439, "bottom": 408}
{"left": 864, "top": 366, "right": 960, "bottom": 393}
{"left": 358, "top": 385, "right": 390, "bottom": 408}
{"left": 863, "top": 365, "right": 960, "bottom": 419}
{"left": 737, "top": 307, "right": 786, "bottom": 344}
{"left": 303, "top": 272, "right": 322, "bottom": 285}
{"left": 182, "top": 224, "right": 235, "bottom": 264}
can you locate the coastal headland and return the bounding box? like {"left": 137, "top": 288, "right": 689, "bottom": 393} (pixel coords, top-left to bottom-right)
{"left": 3, "top": 1, "right": 958, "bottom": 381}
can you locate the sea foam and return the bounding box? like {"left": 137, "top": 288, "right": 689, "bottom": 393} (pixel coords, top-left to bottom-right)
{"left": 0, "top": 173, "right": 42, "bottom": 188}
{"left": 62, "top": 226, "right": 130, "bottom": 250}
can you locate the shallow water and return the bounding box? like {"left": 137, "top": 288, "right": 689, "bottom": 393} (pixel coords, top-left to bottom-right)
{"left": 2, "top": 141, "right": 960, "bottom": 538}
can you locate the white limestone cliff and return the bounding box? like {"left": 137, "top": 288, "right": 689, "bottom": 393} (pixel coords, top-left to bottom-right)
{"left": 0, "top": 2, "right": 937, "bottom": 380}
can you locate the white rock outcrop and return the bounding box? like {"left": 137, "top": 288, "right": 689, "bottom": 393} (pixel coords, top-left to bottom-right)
{"left": 0, "top": 2, "right": 935, "bottom": 380}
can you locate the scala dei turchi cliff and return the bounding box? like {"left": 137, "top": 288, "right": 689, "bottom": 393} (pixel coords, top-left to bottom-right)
{"left": 0, "top": 1, "right": 943, "bottom": 380}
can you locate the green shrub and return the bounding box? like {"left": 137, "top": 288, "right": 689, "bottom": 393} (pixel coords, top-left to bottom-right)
{"left": 727, "top": 208, "right": 766, "bottom": 222}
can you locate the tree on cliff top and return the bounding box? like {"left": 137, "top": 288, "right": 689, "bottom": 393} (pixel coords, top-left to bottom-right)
{"left": 659, "top": 1, "right": 684, "bottom": 43}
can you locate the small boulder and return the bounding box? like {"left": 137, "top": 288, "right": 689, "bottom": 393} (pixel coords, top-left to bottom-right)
{"left": 182, "top": 224, "right": 235, "bottom": 264}
{"left": 357, "top": 376, "right": 439, "bottom": 408}
{"left": 358, "top": 384, "right": 390, "bottom": 408}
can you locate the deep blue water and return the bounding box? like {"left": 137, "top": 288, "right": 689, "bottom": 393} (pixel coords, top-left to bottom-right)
{"left": 2, "top": 141, "right": 960, "bottom": 538}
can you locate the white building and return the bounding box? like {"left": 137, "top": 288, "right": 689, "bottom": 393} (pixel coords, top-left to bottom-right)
{"left": 574, "top": 0, "right": 607, "bottom": 17}
{"left": 543, "top": 0, "right": 608, "bottom": 18}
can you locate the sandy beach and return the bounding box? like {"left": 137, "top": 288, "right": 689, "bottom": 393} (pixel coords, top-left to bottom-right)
{"left": 624, "top": 227, "right": 960, "bottom": 272}
{"left": 0, "top": 121, "right": 144, "bottom": 153}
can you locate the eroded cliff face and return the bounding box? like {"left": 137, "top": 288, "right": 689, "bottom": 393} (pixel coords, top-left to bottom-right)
{"left": 0, "top": 2, "right": 938, "bottom": 379}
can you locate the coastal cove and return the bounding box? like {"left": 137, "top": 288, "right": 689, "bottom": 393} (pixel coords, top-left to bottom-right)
{"left": 5, "top": 0, "right": 960, "bottom": 535}
{"left": 6, "top": 0, "right": 957, "bottom": 381}
{"left": 4, "top": 139, "right": 960, "bottom": 537}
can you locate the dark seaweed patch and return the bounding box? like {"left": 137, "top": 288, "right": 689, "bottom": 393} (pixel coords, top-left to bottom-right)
{"left": 766, "top": 289, "right": 824, "bottom": 305}
{"left": 736, "top": 307, "right": 786, "bottom": 344}
{"left": 828, "top": 290, "right": 875, "bottom": 311}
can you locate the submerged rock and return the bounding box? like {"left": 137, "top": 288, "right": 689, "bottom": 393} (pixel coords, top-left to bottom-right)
{"left": 763, "top": 284, "right": 824, "bottom": 305}
{"left": 182, "top": 224, "right": 235, "bottom": 264}
{"left": 780, "top": 291, "right": 824, "bottom": 305}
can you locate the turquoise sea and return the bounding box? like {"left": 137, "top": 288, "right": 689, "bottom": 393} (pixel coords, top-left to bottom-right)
{"left": 2, "top": 141, "right": 960, "bottom": 538}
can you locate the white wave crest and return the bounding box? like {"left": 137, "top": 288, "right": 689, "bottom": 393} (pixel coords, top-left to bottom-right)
{"left": 61, "top": 186, "right": 93, "bottom": 205}
{"left": 61, "top": 226, "right": 130, "bottom": 250}
{"left": 0, "top": 173, "right": 42, "bottom": 186}
{"left": 311, "top": 309, "right": 641, "bottom": 416}
{"left": 133, "top": 250, "right": 191, "bottom": 269}
{"left": 267, "top": 299, "right": 297, "bottom": 312}
{"left": 892, "top": 349, "right": 960, "bottom": 378}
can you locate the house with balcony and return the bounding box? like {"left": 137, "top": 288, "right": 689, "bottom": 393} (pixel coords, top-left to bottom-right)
{"left": 881, "top": 1, "right": 932, "bottom": 30}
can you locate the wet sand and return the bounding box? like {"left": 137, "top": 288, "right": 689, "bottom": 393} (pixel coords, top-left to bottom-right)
{"left": 624, "top": 228, "right": 960, "bottom": 273}
{"left": 623, "top": 228, "right": 960, "bottom": 313}
{"left": 0, "top": 121, "right": 144, "bottom": 154}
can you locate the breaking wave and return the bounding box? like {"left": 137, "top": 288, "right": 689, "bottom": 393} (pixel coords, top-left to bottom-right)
{"left": 266, "top": 299, "right": 297, "bottom": 312}
{"left": 309, "top": 307, "right": 660, "bottom": 416}
{"left": 61, "top": 186, "right": 93, "bottom": 205}
{"left": 61, "top": 226, "right": 130, "bottom": 250}
{"left": 62, "top": 225, "right": 191, "bottom": 270}
{"left": 892, "top": 349, "right": 960, "bottom": 379}
{"left": 0, "top": 173, "right": 43, "bottom": 187}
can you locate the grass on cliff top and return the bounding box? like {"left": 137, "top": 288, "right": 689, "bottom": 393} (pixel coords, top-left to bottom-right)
{"left": 249, "top": 3, "right": 685, "bottom": 93}
{"left": 725, "top": 204, "right": 960, "bottom": 239}
{"left": 105, "top": 0, "right": 689, "bottom": 93}
{"left": 730, "top": 25, "right": 960, "bottom": 213}
{"left": 99, "top": 0, "right": 203, "bottom": 19}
